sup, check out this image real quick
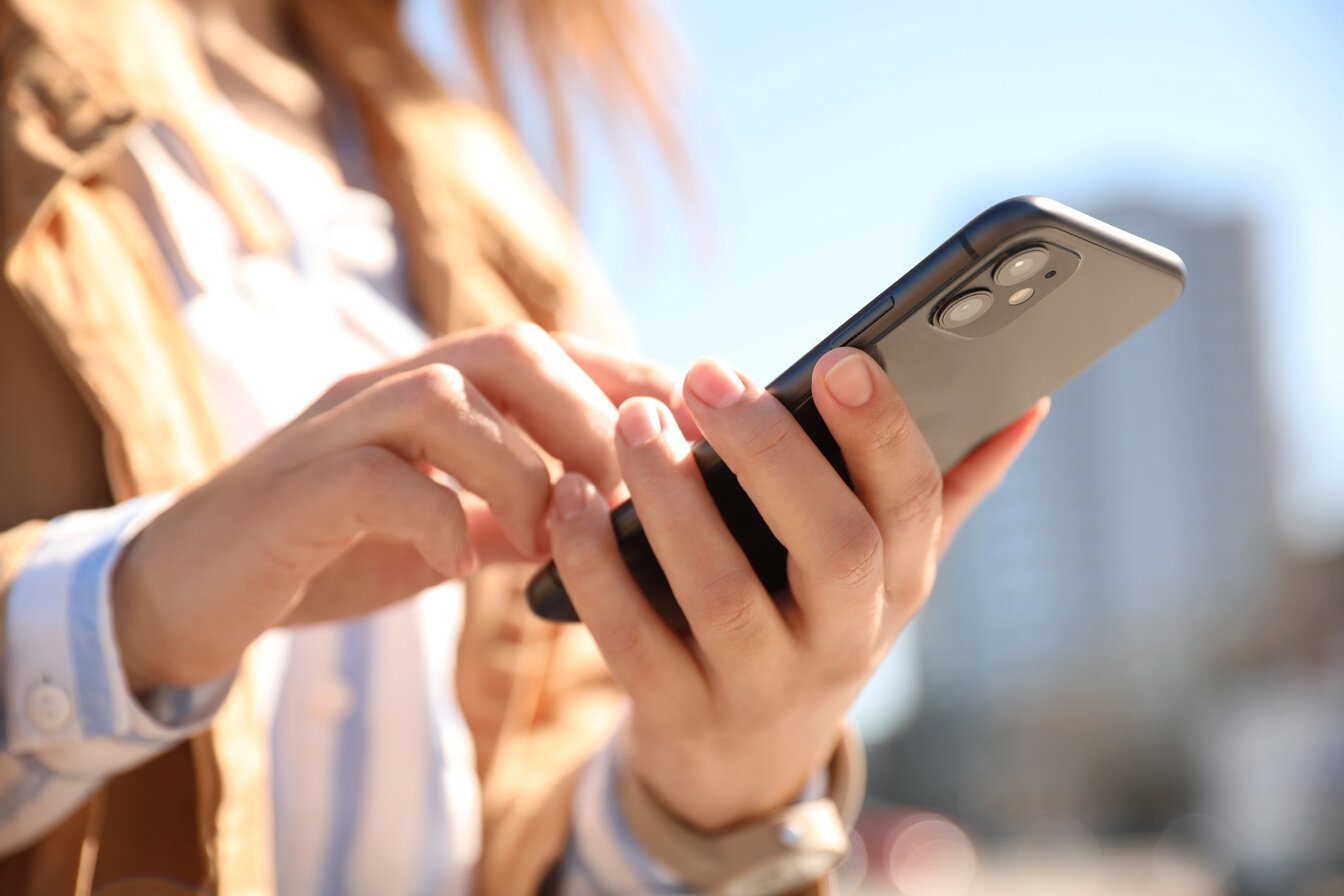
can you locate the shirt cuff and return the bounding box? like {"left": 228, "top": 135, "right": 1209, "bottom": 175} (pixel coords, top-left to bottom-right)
{"left": 557, "top": 734, "right": 690, "bottom": 895}
{"left": 557, "top": 729, "right": 831, "bottom": 896}
{"left": 2, "top": 496, "right": 233, "bottom": 775}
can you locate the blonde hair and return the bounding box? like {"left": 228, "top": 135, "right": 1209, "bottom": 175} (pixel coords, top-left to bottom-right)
{"left": 455, "top": 0, "right": 687, "bottom": 201}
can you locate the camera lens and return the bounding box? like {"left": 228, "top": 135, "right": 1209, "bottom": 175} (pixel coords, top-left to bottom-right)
{"left": 994, "top": 247, "right": 1050, "bottom": 286}
{"left": 938, "top": 291, "right": 993, "bottom": 329}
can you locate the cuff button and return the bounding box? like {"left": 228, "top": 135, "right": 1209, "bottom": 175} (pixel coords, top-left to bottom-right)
{"left": 27, "top": 682, "right": 73, "bottom": 733}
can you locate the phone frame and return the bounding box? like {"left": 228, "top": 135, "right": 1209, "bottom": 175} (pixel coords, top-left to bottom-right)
{"left": 527, "top": 196, "right": 1186, "bottom": 625}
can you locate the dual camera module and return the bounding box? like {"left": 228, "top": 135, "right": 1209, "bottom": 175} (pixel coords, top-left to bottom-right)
{"left": 935, "top": 244, "right": 1076, "bottom": 335}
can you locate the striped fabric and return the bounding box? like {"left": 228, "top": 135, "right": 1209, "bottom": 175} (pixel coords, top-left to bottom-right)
{"left": 0, "top": 90, "right": 689, "bottom": 893}
{"left": 0, "top": 497, "right": 225, "bottom": 856}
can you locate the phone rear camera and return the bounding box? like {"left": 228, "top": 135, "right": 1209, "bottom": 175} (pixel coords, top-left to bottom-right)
{"left": 994, "top": 247, "right": 1050, "bottom": 286}
{"left": 938, "top": 291, "right": 993, "bottom": 329}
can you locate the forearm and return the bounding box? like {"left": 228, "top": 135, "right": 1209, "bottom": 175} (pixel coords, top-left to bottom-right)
{"left": 0, "top": 498, "right": 232, "bottom": 855}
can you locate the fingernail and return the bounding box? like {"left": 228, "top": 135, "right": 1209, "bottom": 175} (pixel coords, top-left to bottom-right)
{"left": 553, "top": 473, "right": 591, "bottom": 521}
{"left": 618, "top": 399, "right": 664, "bottom": 447}
{"left": 686, "top": 359, "right": 745, "bottom": 409}
{"left": 824, "top": 354, "right": 874, "bottom": 408}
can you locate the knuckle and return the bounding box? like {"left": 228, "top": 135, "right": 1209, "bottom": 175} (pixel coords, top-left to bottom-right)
{"left": 870, "top": 404, "right": 918, "bottom": 455}
{"left": 701, "top": 595, "right": 760, "bottom": 641}
{"left": 888, "top": 464, "right": 944, "bottom": 527}
{"left": 494, "top": 320, "right": 553, "bottom": 365}
{"left": 410, "top": 363, "right": 469, "bottom": 410}
{"left": 821, "top": 513, "right": 883, "bottom": 587}
{"left": 691, "top": 568, "right": 763, "bottom": 639}
{"left": 379, "top": 364, "right": 471, "bottom": 421}
{"left": 593, "top": 616, "right": 651, "bottom": 665}
{"left": 740, "top": 411, "right": 797, "bottom": 463}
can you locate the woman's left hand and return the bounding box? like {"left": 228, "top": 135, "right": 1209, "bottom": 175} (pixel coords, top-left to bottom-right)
{"left": 548, "top": 348, "right": 1049, "bottom": 831}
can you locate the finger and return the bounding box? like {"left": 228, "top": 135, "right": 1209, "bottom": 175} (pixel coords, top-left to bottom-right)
{"left": 809, "top": 349, "right": 946, "bottom": 617}
{"left": 549, "top": 472, "right": 701, "bottom": 704}
{"left": 263, "top": 446, "right": 472, "bottom": 596}
{"left": 615, "top": 396, "right": 792, "bottom": 670}
{"left": 938, "top": 397, "right": 1050, "bottom": 556}
{"left": 458, "top": 493, "right": 533, "bottom": 564}
{"left": 284, "top": 536, "right": 444, "bottom": 627}
{"left": 681, "top": 360, "right": 883, "bottom": 642}
{"left": 424, "top": 323, "right": 626, "bottom": 495}
{"left": 297, "top": 364, "right": 551, "bottom": 558}
{"left": 554, "top": 332, "right": 701, "bottom": 439}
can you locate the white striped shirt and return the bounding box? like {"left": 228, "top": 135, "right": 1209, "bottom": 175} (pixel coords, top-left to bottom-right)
{"left": 0, "top": 84, "right": 690, "bottom": 894}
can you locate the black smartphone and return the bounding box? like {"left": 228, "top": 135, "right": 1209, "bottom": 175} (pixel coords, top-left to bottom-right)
{"left": 527, "top": 196, "right": 1186, "bottom": 629}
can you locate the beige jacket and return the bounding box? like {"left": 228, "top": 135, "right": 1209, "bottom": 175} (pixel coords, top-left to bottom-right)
{"left": 0, "top": 0, "right": 629, "bottom": 892}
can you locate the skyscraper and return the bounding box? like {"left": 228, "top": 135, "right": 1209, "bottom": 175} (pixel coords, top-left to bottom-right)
{"left": 869, "top": 201, "right": 1283, "bottom": 832}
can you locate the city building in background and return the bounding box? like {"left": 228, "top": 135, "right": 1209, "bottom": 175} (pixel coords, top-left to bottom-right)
{"left": 862, "top": 202, "right": 1344, "bottom": 895}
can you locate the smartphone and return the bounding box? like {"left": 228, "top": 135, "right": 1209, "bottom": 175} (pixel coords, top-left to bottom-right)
{"left": 527, "top": 196, "right": 1186, "bottom": 629}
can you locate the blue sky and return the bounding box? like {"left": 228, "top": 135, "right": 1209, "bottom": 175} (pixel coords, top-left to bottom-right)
{"left": 408, "top": 0, "right": 1344, "bottom": 552}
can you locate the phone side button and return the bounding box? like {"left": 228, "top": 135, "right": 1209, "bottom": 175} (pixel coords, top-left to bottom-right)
{"left": 827, "top": 295, "right": 894, "bottom": 349}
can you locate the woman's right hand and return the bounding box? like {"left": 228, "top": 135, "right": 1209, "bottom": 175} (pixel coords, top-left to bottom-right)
{"left": 111, "top": 323, "right": 691, "bottom": 693}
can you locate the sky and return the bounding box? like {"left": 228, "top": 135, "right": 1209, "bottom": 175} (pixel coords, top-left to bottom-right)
{"left": 406, "top": 0, "right": 1344, "bottom": 552}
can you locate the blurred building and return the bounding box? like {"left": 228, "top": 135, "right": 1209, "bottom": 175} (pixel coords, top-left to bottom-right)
{"left": 863, "top": 202, "right": 1343, "bottom": 892}
{"left": 924, "top": 201, "right": 1278, "bottom": 720}
{"left": 1193, "top": 552, "right": 1344, "bottom": 896}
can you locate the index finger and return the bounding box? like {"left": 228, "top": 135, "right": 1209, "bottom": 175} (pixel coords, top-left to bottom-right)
{"left": 810, "top": 349, "right": 946, "bottom": 616}
{"left": 553, "top": 332, "right": 701, "bottom": 439}
{"left": 331, "top": 323, "right": 626, "bottom": 498}
{"left": 296, "top": 364, "right": 552, "bottom": 558}
{"left": 426, "top": 323, "right": 627, "bottom": 496}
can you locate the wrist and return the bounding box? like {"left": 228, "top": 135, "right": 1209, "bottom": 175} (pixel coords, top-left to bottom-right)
{"left": 616, "top": 726, "right": 866, "bottom": 894}
{"left": 624, "top": 723, "right": 844, "bottom": 833}
{"left": 111, "top": 532, "right": 176, "bottom": 693}
{"left": 111, "top": 521, "right": 229, "bottom": 692}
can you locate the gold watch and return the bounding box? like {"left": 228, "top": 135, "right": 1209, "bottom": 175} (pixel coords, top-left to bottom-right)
{"left": 617, "top": 727, "right": 866, "bottom": 896}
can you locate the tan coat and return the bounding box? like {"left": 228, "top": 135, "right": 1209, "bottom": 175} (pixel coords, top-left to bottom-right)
{"left": 0, "top": 0, "right": 628, "bottom": 892}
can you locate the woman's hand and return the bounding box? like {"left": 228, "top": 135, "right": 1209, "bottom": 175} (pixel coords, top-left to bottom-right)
{"left": 548, "top": 348, "right": 1048, "bottom": 831}
{"left": 112, "top": 323, "right": 690, "bottom": 692}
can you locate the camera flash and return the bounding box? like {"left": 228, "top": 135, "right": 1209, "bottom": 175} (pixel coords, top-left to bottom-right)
{"left": 1009, "top": 287, "right": 1034, "bottom": 305}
